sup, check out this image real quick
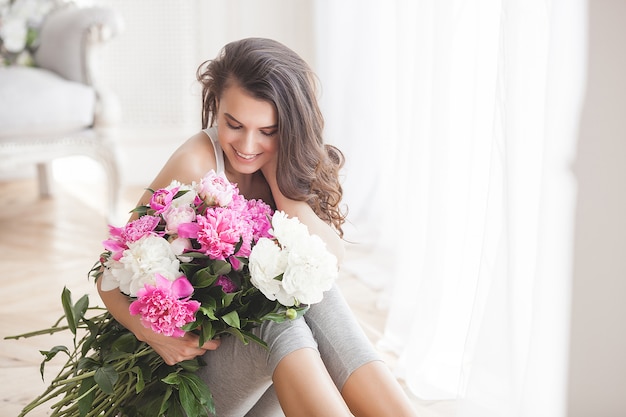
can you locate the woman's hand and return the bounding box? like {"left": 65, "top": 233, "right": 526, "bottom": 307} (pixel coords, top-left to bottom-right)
{"left": 136, "top": 327, "right": 221, "bottom": 366}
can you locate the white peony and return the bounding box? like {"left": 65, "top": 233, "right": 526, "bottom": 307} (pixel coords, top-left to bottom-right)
{"left": 249, "top": 212, "right": 338, "bottom": 307}
{"left": 281, "top": 234, "right": 338, "bottom": 305}
{"left": 167, "top": 180, "right": 198, "bottom": 208}
{"left": 249, "top": 238, "right": 287, "bottom": 301}
{"left": 169, "top": 236, "right": 193, "bottom": 262}
{"left": 100, "top": 235, "right": 181, "bottom": 297}
{"left": 163, "top": 205, "right": 196, "bottom": 234}
{"left": 269, "top": 211, "right": 309, "bottom": 248}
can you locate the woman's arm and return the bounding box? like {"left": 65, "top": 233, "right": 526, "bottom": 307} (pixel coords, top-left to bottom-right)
{"left": 96, "top": 132, "right": 220, "bottom": 365}
{"left": 261, "top": 158, "right": 346, "bottom": 263}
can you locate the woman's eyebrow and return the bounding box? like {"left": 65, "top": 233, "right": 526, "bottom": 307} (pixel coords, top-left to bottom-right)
{"left": 224, "top": 112, "right": 277, "bottom": 130}
{"left": 224, "top": 113, "right": 241, "bottom": 124}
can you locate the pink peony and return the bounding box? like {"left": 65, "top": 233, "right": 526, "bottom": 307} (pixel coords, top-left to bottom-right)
{"left": 197, "top": 170, "right": 238, "bottom": 207}
{"left": 123, "top": 215, "right": 161, "bottom": 242}
{"left": 129, "top": 274, "right": 200, "bottom": 337}
{"left": 196, "top": 207, "right": 248, "bottom": 260}
{"left": 102, "top": 225, "right": 127, "bottom": 261}
{"left": 102, "top": 215, "right": 161, "bottom": 261}
{"left": 245, "top": 199, "right": 274, "bottom": 241}
{"left": 216, "top": 275, "right": 238, "bottom": 293}
{"left": 150, "top": 187, "right": 179, "bottom": 214}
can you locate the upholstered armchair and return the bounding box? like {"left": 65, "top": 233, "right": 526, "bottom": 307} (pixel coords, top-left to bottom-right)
{"left": 0, "top": 3, "right": 123, "bottom": 219}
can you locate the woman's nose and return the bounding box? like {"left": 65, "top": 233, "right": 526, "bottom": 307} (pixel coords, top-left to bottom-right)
{"left": 239, "top": 131, "right": 256, "bottom": 152}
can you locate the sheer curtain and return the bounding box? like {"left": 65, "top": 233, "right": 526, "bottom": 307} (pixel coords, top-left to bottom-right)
{"left": 315, "top": 1, "right": 586, "bottom": 416}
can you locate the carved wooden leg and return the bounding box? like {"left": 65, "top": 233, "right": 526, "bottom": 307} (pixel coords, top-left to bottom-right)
{"left": 36, "top": 162, "right": 53, "bottom": 198}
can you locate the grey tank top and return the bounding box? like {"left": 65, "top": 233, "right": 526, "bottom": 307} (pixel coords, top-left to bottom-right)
{"left": 202, "top": 126, "right": 225, "bottom": 173}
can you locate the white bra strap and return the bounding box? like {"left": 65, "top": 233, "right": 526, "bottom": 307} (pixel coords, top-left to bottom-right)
{"left": 202, "top": 126, "right": 224, "bottom": 173}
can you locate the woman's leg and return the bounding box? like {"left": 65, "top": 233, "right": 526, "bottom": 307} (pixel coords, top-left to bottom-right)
{"left": 199, "top": 315, "right": 321, "bottom": 416}
{"left": 243, "top": 385, "right": 283, "bottom": 417}
{"left": 199, "top": 313, "right": 343, "bottom": 417}
{"left": 272, "top": 348, "right": 353, "bottom": 417}
{"left": 305, "top": 285, "right": 418, "bottom": 417}
{"left": 197, "top": 326, "right": 276, "bottom": 417}
{"left": 341, "top": 361, "right": 418, "bottom": 417}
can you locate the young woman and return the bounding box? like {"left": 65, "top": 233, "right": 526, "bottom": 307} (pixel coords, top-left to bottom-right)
{"left": 98, "top": 37, "right": 418, "bottom": 417}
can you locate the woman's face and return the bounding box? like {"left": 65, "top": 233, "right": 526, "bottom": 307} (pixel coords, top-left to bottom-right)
{"left": 216, "top": 83, "right": 278, "bottom": 176}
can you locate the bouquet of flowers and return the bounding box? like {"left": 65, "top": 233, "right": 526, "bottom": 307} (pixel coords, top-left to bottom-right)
{"left": 7, "top": 170, "right": 338, "bottom": 417}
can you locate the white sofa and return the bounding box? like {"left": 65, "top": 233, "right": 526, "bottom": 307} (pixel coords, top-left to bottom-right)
{"left": 0, "top": 4, "right": 123, "bottom": 219}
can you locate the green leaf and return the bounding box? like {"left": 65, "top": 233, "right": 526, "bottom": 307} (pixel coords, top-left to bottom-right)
{"left": 212, "top": 260, "right": 232, "bottom": 276}
{"left": 39, "top": 345, "right": 70, "bottom": 379}
{"left": 258, "top": 312, "right": 290, "bottom": 322}
{"left": 77, "top": 376, "right": 96, "bottom": 417}
{"left": 194, "top": 268, "right": 218, "bottom": 288}
{"left": 223, "top": 327, "right": 248, "bottom": 345}
{"left": 132, "top": 393, "right": 163, "bottom": 417}
{"left": 73, "top": 294, "right": 89, "bottom": 324}
{"left": 161, "top": 372, "right": 181, "bottom": 386}
{"left": 202, "top": 296, "right": 218, "bottom": 310}
{"left": 173, "top": 189, "right": 191, "bottom": 199}
{"left": 103, "top": 350, "right": 133, "bottom": 363}
{"left": 221, "top": 310, "right": 240, "bottom": 328}
{"left": 80, "top": 326, "right": 98, "bottom": 356}
{"left": 178, "top": 373, "right": 214, "bottom": 415}
{"left": 167, "top": 401, "right": 186, "bottom": 417}
{"left": 111, "top": 331, "right": 139, "bottom": 353}
{"left": 222, "top": 292, "right": 237, "bottom": 308}
{"left": 159, "top": 386, "right": 173, "bottom": 415}
{"left": 181, "top": 319, "right": 201, "bottom": 332}
{"left": 138, "top": 361, "right": 153, "bottom": 384}
{"left": 199, "top": 304, "right": 217, "bottom": 320}
{"left": 226, "top": 328, "right": 269, "bottom": 349}
{"left": 130, "top": 366, "right": 145, "bottom": 393}
{"left": 131, "top": 204, "right": 150, "bottom": 216}
{"left": 178, "top": 379, "right": 201, "bottom": 416}
{"left": 94, "top": 365, "right": 118, "bottom": 394}
{"left": 61, "top": 287, "right": 76, "bottom": 334}
{"left": 199, "top": 321, "right": 214, "bottom": 346}
{"left": 77, "top": 357, "right": 99, "bottom": 371}
{"left": 178, "top": 359, "right": 203, "bottom": 373}
{"left": 260, "top": 306, "right": 309, "bottom": 323}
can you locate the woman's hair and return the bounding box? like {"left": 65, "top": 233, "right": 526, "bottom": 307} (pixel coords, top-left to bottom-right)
{"left": 196, "top": 37, "right": 347, "bottom": 236}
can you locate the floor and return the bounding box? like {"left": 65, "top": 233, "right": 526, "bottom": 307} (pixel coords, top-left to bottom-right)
{"left": 0, "top": 177, "right": 454, "bottom": 417}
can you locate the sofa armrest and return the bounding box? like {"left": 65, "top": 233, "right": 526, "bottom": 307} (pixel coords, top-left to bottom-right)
{"left": 34, "top": 5, "right": 124, "bottom": 85}
{"left": 35, "top": 5, "right": 124, "bottom": 128}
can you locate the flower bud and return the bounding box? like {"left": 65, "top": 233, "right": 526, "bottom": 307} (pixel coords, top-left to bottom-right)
{"left": 285, "top": 308, "right": 297, "bottom": 320}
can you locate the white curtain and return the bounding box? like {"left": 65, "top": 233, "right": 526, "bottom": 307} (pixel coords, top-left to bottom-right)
{"left": 315, "top": 1, "right": 587, "bottom": 416}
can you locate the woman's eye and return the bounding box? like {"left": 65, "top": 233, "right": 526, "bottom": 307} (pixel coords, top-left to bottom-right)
{"left": 261, "top": 130, "right": 278, "bottom": 137}
{"left": 227, "top": 122, "right": 242, "bottom": 130}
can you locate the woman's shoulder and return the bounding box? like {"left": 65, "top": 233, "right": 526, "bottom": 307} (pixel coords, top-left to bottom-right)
{"left": 149, "top": 131, "right": 218, "bottom": 190}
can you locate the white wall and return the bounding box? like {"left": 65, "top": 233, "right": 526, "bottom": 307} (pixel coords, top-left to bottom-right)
{"left": 567, "top": 1, "right": 626, "bottom": 415}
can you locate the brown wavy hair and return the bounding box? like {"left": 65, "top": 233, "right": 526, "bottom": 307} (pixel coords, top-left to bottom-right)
{"left": 196, "top": 38, "right": 347, "bottom": 236}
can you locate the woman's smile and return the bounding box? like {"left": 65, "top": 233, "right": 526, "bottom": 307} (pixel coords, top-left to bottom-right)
{"left": 234, "top": 148, "right": 261, "bottom": 161}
